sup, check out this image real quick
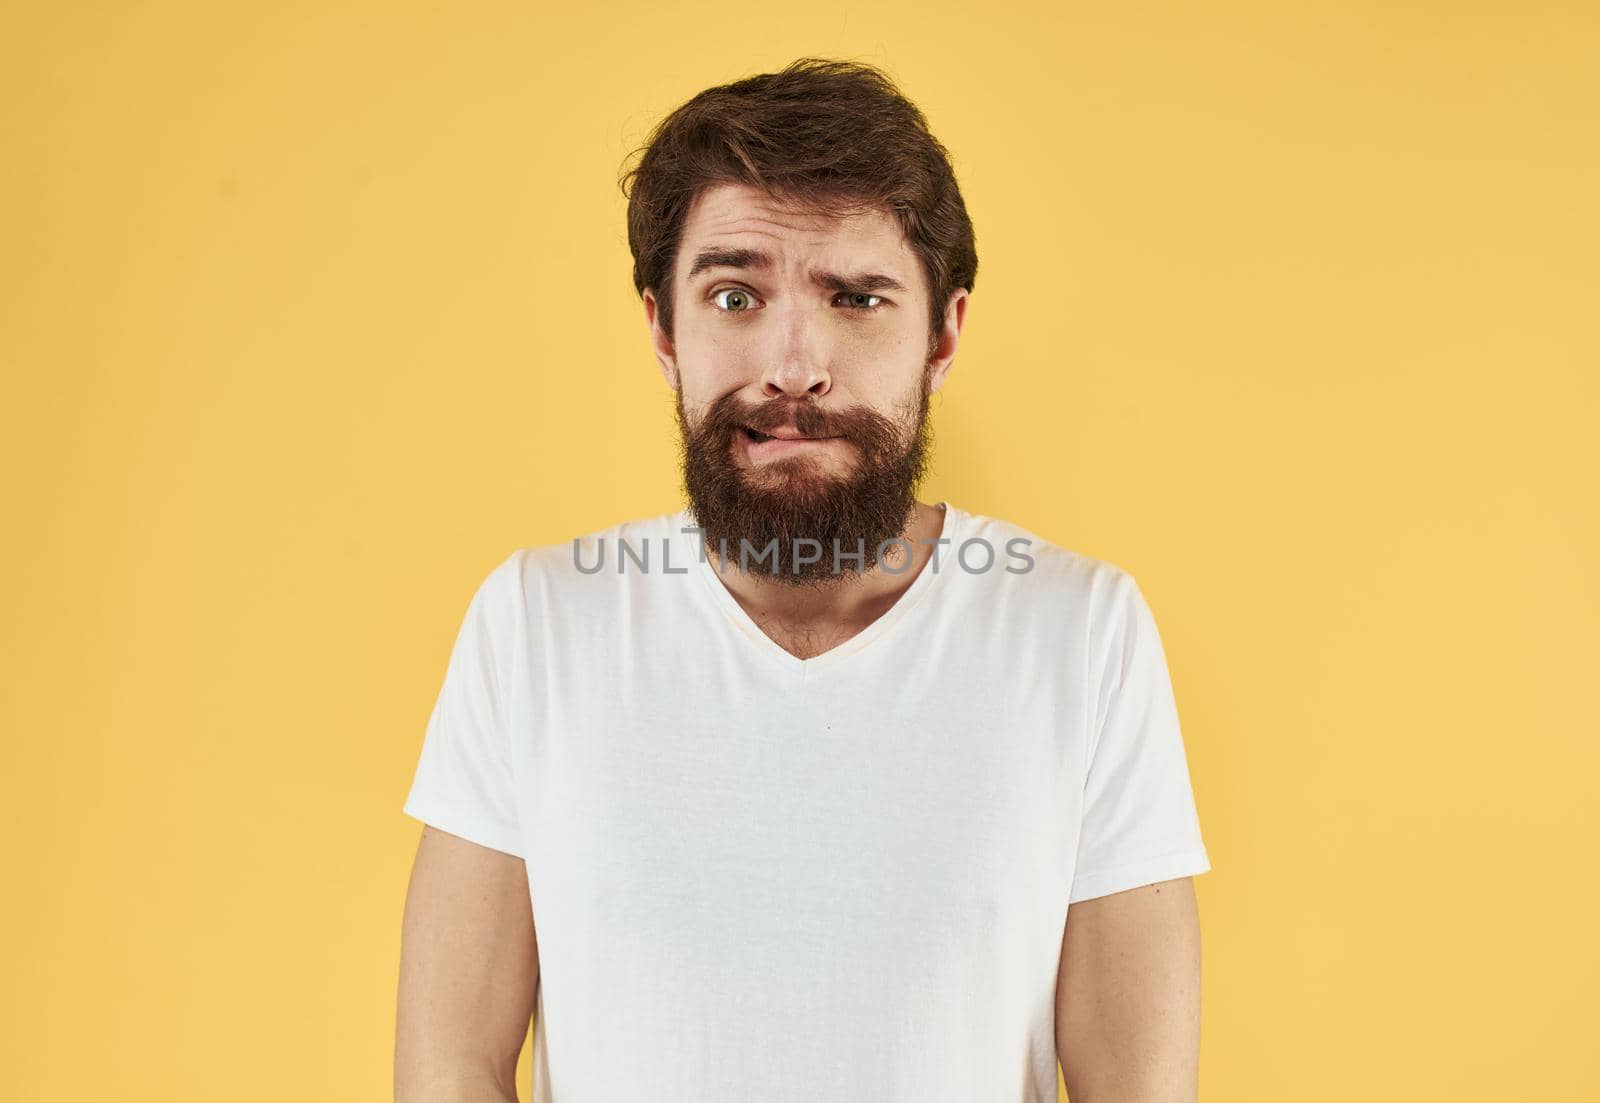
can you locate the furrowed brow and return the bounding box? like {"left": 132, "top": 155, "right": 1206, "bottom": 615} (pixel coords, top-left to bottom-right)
{"left": 686, "top": 247, "right": 772, "bottom": 282}
{"left": 809, "top": 270, "right": 909, "bottom": 294}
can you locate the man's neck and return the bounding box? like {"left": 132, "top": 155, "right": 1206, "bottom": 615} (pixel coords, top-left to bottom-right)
{"left": 699, "top": 499, "right": 948, "bottom": 641}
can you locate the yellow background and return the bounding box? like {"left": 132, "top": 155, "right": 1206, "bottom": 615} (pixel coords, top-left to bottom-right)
{"left": 3, "top": 1, "right": 1596, "bottom": 1099}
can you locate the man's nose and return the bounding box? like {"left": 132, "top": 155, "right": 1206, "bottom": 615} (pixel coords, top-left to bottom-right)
{"left": 760, "top": 305, "right": 831, "bottom": 399}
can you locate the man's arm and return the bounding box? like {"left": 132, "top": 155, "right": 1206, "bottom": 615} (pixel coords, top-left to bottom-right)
{"left": 1055, "top": 876, "right": 1203, "bottom": 1102}
{"left": 396, "top": 825, "right": 540, "bottom": 1103}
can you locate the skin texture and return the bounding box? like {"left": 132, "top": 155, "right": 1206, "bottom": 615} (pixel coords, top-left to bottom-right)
{"left": 1056, "top": 877, "right": 1204, "bottom": 1101}
{"left": 395, "top": 826, "right": 538, "bottom": 1103}
{"left": 645, "top": 181, "right": 969, "bottom": 658}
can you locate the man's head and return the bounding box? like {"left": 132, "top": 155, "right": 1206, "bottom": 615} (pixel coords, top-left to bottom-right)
{"left": 620, "top": 58, "right": 978, "bottom": 585}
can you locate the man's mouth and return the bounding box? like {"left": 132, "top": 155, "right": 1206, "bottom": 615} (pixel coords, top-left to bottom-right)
{"left": 736, "top": 424, "right": 847, "bottom": 460}
{"left": 741, "top": 425, "right": 837, "bottom": 443}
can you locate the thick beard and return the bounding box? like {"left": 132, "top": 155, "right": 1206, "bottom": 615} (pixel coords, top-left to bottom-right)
{"left": 676, "top": 369, "right": 934, "bottom": 588}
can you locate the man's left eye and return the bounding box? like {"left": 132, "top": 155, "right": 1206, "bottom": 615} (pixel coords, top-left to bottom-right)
{"left": 840, "top": 292, "right": 883, "bottom": 310}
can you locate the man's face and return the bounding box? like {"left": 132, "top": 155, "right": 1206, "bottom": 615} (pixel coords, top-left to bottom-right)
{"left": 643, "top": 182, "right": 967, "bottom": 585}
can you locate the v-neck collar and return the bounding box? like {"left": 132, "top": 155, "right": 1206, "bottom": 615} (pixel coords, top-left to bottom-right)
{"left": 673, "top": 501, "right": 965, "bottom": 681}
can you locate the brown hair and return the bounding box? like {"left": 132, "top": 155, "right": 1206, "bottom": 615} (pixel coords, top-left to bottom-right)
{"left": 619, "top": 57, "right": 978, "bottom": 351}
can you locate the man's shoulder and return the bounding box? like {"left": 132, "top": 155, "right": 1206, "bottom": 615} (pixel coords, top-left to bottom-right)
{"left": 525, "top": 507, "right": 684, "bottom": 555}
{"left": 949, "top": 504, "right": 1134, "bottom": 598}
{"left": 503, "top": 507, "right": 691, "bottom": 588}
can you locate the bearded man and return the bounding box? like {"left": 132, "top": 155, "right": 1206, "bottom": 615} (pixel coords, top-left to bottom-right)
{"left": 397, "top": 57, "right": 1212, "bottom": 1103}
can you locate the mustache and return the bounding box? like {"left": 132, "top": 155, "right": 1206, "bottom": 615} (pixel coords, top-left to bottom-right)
{"left": 694, "top": 394, "right": 899, "bottom": 448}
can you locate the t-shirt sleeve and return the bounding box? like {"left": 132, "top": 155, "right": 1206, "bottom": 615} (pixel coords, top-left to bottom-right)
{"left": 401, "top": 550, "right": 527, "bottom": 859}
{"left": 1068, "top": 569, "right": 1211, "bottom": 904}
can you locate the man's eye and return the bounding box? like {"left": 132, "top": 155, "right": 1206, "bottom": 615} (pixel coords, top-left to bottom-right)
{"left": 839, "top": 291, "right": 884, "bottom": 311}
{"left": 712, "top": 288, "right": 757, "bottom": 312}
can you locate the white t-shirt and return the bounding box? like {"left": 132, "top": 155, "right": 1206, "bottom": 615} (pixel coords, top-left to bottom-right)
{"left": 403, "top": 501, "right": 1210, "bottom": 1102}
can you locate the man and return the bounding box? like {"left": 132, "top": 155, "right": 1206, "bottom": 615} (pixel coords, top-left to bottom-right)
{"left": 396, "top": 57, "right": 1210, "bottom": 1103}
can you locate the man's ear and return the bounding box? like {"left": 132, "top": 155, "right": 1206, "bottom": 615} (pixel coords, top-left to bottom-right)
{"left": 642, "top": 288, "right": 679, "bottom": 391}
{"left": 926, "top": 288, "right": 970, "bottom": 395}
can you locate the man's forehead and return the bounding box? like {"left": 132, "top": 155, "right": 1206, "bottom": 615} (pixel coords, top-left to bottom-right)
{"left": 677, "top": 183, "right": 913, "bottom": 273}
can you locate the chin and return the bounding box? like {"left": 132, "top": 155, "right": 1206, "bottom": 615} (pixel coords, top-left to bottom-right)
{"left": 741, "top": 460, "right": 854, "bottom": 495}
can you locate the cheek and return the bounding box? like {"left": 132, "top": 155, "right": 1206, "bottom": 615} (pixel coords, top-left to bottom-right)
{"left": 672, "top": 326, "right": 757, "bottom": 391}
{"left": 851, "top": 313, "right": 926, "bottom": 364}
{"left": 839, "top": 327, "right": 930, "bottom": 394}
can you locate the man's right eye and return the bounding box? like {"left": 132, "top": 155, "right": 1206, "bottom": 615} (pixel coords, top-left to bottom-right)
{"left": 712, "top": 288, "right": 757, "bottom": 312}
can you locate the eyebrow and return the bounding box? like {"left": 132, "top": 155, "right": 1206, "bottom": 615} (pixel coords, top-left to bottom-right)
{"left": 685, "top": 246, "right": 910, "bottom": 294}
